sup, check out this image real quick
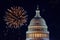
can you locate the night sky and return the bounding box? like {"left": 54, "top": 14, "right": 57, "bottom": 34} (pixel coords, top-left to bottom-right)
{"left": 0, "top": 0, "right": 60, "bottom": 40}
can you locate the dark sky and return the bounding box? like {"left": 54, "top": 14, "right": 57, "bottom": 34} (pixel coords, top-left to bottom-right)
{"left": 0, "top": 0, "right": 60, "bottom": 40}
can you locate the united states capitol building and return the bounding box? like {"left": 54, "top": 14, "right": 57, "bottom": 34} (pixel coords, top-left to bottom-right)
{"left": 26, "top": 5, "right": 49, "bottom": 40}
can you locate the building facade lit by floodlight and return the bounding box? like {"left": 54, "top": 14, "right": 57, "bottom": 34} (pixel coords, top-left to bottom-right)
{"left": 26, "top": 5, "right": 49, "bottom": 40}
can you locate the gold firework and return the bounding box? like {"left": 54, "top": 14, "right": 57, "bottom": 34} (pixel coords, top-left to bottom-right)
{"left": 4, "top": 6, "right": 27, "bottom": 28}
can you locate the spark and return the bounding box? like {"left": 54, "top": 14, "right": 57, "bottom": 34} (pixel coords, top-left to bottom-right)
{"left": 4, "top": 6, "right": 27, "bottom": 28}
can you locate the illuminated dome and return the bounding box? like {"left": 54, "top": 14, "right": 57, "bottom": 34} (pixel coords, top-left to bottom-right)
{"left": 28, "top": 6, "right": 48, "bottom": 31}
{"left": 26, "top": 5, "right": 49, "bottom": 40}
{"left": 29, "top": 6, "right": 47, "bottom": 26}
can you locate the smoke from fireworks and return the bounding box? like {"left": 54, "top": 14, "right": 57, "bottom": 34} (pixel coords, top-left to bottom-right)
{"left": 4, "top": 6, "right": 27, "bottom": 28}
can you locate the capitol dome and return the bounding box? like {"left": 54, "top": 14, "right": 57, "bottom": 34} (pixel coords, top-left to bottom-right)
{"left": 28, "top": 6, "right": 48, "bottom": 31}
{"left": 29, "top": 6, "right": 47, "bottom": 26}
{"left": 26, "top": 5, "right": 49, "bottom": 40}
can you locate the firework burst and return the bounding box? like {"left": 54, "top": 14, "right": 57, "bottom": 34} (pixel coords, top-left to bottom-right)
{"left": 4, "top": 6, "right": 27, "bottom": 28}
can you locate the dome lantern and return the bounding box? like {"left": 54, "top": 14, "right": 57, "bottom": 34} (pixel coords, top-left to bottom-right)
{"left": 35, "top": 5, "right": 41, "bottom": 17}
